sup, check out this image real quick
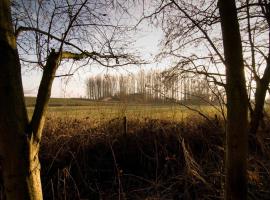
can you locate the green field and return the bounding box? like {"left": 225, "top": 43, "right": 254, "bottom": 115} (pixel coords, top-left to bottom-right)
{"left": 26, "top": 97, "right": 220, "bottom": 122}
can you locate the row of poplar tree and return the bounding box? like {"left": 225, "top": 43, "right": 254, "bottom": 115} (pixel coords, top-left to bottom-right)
{"left": 86, "top": 69, "right": 222, "bottom": 103}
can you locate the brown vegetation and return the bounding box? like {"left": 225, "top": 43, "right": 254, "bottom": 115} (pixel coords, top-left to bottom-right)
{"left": 1, "top": 117, "right": 268, "bottom": 200}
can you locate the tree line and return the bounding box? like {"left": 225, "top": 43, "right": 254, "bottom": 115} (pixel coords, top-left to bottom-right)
{"left": 86, "top": 69, "right": 222, "bottom": 104}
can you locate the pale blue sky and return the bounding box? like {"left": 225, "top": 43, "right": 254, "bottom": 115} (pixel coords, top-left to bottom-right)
{"left": 19, "top": 0, "right": 167, "bottom": 98}
{"left": 22, "top": 25, "right": 165, "bottom": 98}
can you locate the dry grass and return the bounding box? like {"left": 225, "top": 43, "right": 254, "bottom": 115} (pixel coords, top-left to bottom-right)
{"left": 27, "top": 101, "right": 219, "bottom": 123}
{"left": 37, "top": 116, "right": 270, "bottom": 200}
{"left": 0, "top": 99, "right": 268, "bottom": 199}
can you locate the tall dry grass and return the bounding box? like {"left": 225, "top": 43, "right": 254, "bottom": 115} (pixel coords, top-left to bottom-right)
{"left": 0, "top": 115, "right": 269, "bottom": 199}
{"left": 25, "top": 116, "right": 269, "bottom": 200}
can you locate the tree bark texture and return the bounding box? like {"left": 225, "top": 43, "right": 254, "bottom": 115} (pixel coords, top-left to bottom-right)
{"left": 219, "top": 0, "right": 249, "bottom": 199}
{"left": 0, "top": 0, "right": 45, "bottom": 199}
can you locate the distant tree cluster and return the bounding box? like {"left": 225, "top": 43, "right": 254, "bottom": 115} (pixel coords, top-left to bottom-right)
{"left": 86, "top": 69, "right": 221, "bottom": 104}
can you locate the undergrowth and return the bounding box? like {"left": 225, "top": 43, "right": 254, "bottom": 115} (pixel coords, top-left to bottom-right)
{"left": 38, "top": 117, "right": 270, "bottom": 200}
{"left": 0, "top": 117, "right": 269, "bottom": 199}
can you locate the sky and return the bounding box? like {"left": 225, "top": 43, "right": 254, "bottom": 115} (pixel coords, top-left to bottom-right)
{"left": 22, "top": 25, "right": 164, "bottom": 97}
{"left": 20, "top": 1, "right": 165, "bottom": 98}
{"left": 18, "top": 0, "right": 269, "bottom": 100}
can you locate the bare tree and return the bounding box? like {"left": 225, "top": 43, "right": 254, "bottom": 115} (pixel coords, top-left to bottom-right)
{"left": 239, "top": 0, "right": 270, "bottom": 135}
{"left": 149, "top": 0, "right": 270, "bottom": 135}
{"left": 219, "top": 0, "right": 249, "bottom": 199}
{"left": 0, "top": 0, "right": 139, "bottom": 199}
{"left": 137, "top": 0, "right": 250, "bottom": 199}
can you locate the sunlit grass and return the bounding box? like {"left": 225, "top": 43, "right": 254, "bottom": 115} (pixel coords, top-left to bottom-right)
{"left": 26, "top": 97, "right": 221, "bottom": 123}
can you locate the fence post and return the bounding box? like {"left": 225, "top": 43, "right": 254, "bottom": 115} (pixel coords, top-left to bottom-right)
{"left": 123, "top": 116, "right": 127, "bottom": 136}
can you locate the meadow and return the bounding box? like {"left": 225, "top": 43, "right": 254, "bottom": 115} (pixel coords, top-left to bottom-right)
{"left": 20, "top": 97, "right": 269, "bottom": 200}
{"left": 26, "top": 97, "right": 221, "bottom": 122}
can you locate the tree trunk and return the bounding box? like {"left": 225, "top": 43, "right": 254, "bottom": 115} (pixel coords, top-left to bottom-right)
{"left": 219, "top": 0, "right": 248, "bottom": 200}
{"left": 1, "top": 138, "right": 43, "bottom": 200}
{"left": 0, "top": 0, "right": 43, "bottom": 199}
{"left": 250, "top": 59, "right": 270, "bottom": 135}
{"left": 250, "top": 80, "right": 267, "bottom": 135}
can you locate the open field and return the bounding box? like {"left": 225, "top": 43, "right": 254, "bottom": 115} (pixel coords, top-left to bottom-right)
{"left": 10, "top": 97, "right": 267, "bottom": 199}
{"left": 26, "top": 97, "right": 222, "bottom": 122}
